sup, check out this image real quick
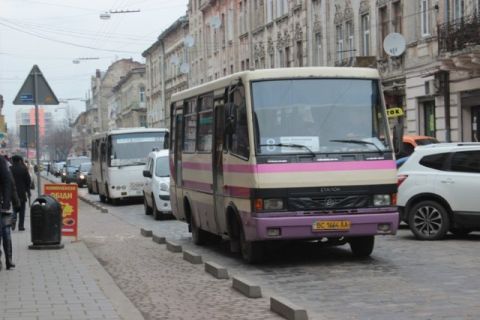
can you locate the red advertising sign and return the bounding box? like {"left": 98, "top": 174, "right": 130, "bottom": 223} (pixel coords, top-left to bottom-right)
{"left": 44, "top": 184, "right": 78, "bottom": 239}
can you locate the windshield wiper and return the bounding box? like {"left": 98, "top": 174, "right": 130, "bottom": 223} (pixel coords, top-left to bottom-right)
{"left": 329, "top": 139, "right": 384, "bottom": 153}
{"left": 259, "top": 143, "right": 316, "bottom": 157}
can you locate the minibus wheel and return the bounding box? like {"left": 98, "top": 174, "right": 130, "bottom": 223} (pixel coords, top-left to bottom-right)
{"left": 239, "top": 226, "right": 264, "bottom": 264}
{"left": 349, "top": 236, "right": 374, "bottom": 258}
{"left": 191, "top": 214, "right": 208, "bottom": 245}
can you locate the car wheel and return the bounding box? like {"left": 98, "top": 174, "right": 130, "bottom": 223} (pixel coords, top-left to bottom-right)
{"left": 450, "top": 228, "right": 472, "bottom": 237}
{"left": 408, "top": 200, "right": 450, "bottom": 240}
{"left": 349, "top": 236, "right": 374, "bottom": 258}
{"left": 152, "top": 196, "right": 162, "bottom": 221}
{"left": 144, "top": 196, "right": 152, "bottom": 215}
{"left": 191, "top": 214, "right": 208, "bottom": 245}
{"left": 239, "top": 221, "right": 264, "bottom": 264}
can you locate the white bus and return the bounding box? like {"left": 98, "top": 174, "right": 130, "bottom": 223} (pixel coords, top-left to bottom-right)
{"left": 91, "top": 128, "right": 169, "bottom": 204}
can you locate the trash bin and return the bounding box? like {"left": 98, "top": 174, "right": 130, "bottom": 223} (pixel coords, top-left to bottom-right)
{"left": 29, "top": 195, "right": 63, "bottom": 249}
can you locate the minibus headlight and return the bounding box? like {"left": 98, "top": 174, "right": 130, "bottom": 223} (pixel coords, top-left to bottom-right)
{"left": 373, "top": 194, "right": 391, "bottom": 206}
{"left": 263, "top": 199, "right": 284, "bottom": 210}
{"left": 160, "top": 183, "right": 169, "bottom": 192}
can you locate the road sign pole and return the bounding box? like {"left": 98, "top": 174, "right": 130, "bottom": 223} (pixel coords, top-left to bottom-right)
{"left": 33, "top": 70, "right": 42, "bottom": 197}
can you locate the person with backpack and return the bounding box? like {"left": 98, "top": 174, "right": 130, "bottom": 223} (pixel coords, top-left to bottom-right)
{"left": 10, "top": 155, "right": 31, "bottom": 231}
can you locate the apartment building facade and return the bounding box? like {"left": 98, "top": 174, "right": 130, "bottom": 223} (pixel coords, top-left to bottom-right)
{"left": 142, "top": 0, "right": 479, "bottom": 142}
{"left": 112, "top": 66, "right": 147, "bottom": 128}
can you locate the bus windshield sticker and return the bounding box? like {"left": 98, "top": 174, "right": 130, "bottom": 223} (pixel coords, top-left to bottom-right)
{"left": 279, "top": 136, "right": 319, "bottom": 152}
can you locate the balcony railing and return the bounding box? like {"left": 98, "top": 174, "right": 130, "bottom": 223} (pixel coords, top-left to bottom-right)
{"left": 439, "top": 14, "right": 480, "bottom": 54}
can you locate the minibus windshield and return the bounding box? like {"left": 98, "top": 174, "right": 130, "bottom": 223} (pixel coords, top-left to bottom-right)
{"left": 252, "top": 78, "right": 392, "bottom": 155}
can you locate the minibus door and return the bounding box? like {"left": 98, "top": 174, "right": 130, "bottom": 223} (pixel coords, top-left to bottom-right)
{"left": 172, "top": 107, "right": 184, "bottom": 219}
{"left": 213, "top": 102, "right": 227, "bottom": 235}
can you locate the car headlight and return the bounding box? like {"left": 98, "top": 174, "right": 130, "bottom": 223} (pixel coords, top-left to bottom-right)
{"left": 79, "top": 174, "right": 85, "bottom": 179}
{"left": 62, "top": 172, "right": 66, "bottom": 176}
{"left": 160, "top": 183, "right": 169, "bottom": 192}
{"left": 263, "top": 198, "right": 284, "bottom": 210}
{"left": 373, "top": 194, "right": 391, "bottom": 206}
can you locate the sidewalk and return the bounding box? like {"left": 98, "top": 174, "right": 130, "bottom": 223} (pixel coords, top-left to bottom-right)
{"left": 0, "top": 202, "right": 144, "bottom": 320}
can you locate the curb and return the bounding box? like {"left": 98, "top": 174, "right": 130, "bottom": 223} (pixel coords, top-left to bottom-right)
{"left": 204, "top": 261, "right": 229, "bottom": 279}
{"left": 270, "top": 296, "right": 308, "bottom": 320}
{"left": 232, "top": 276, "right": 262, "bottom": 298}
{"left": 183, "top": 250, "right": 202, "bottom": 264}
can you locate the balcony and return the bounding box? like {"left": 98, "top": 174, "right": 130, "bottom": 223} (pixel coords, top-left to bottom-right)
{"left": 438, "top": 14, "right": 480, "bottom": 71}
{"left": 439, "top": 14, "right": 480, "bottom": 54}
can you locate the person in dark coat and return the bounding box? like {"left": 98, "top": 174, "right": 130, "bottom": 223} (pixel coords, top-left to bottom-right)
{"left": 0, "top": 155, "right": 15, "bottom": 270}
{"left": 10, "top": 155, "right": 31, "bottom": 231}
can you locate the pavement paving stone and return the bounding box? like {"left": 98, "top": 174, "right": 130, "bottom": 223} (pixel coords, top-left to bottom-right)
{"left": 78, "top": 198, "right": 283, "bottom": 320}
{"left": 0, "top": 205, "right": 130, "bottom": 320}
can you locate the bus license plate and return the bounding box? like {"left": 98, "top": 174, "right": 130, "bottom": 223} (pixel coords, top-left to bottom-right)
{"left": 312, "top": 220, "right": 351, "bottom": 231}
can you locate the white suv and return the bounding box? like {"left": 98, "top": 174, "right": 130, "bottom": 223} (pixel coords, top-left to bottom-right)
{"left": 143, "top": 150, "right": 171, "bottom": 220}
{"left": 397, "top": 143, "right": 480, "bottom": 240}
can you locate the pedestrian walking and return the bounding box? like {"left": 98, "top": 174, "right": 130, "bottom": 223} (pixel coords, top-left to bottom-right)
{"left": 10, "top": 155, "right": 31, "bottom": 231}
{"left": 0, "top": 155, "right": 18, "bottom": 270}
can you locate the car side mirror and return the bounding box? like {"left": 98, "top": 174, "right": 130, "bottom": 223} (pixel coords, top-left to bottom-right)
{"left": 143, "top": 170, "right": 152, "bottom": 178}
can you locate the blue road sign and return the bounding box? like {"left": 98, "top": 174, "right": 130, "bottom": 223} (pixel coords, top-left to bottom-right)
{"left": 20, "top": 94, "right": 33, "bottom": 102}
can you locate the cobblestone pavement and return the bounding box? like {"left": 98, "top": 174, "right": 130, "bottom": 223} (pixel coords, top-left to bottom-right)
{"left": 77, "top": 193, "right": 282, "bottom": 320}
{"left": 76, "top": 183, "right": 480, "bottom": 320}
{"left": 0, "top": 201, "right": 134, "bottom": 320}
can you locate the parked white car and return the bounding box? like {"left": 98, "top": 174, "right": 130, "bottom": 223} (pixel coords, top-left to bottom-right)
{"left": 142, "top": 150, "right": 171, "bottom": 220}
{"left": 397, "top": 143, "right": 480, "bottom": 240}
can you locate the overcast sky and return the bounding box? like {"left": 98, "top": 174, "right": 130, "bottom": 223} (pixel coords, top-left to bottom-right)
{"left": 0, "top": 0, "right": 188, "bottom": 130}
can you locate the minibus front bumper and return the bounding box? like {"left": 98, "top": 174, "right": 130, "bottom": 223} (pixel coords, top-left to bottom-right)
{"left": 244, "top": 211, "right": 399, "bottom": 241}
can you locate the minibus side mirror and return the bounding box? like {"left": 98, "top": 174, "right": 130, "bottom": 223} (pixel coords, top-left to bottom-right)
{"left": 393, "top": 124, "right": 404, "bottom": 157}
{"left": 143, "top": 170, "right": 152, "bottom": 178}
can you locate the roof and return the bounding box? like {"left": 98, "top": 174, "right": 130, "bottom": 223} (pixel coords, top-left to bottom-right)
{"left": 172, "top": 67, "right": 381, "bottom": 102}
{"left": 148, "top": 149, "right": 169, "bottom": 158}
{"left": 142, "top": 15, "right": 188, "bottom": 57}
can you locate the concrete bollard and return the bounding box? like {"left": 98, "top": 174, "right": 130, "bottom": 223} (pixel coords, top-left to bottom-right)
{"left": 140, "top": 228, "right": 153, "bottom": 237}
{"left": 204, "top": 261, "right": 229, "bottom": 279}
{"left": 232, "top": 276, "right": 262, "bottom": 298}
{"left": 166, "top": 240, "right": 182, "bottom": 253}
{"left": 270, "top": 296, "right": 308, "bottom": 320}
{"left": 183, "top": 250, "right": 203, "bottom": 264}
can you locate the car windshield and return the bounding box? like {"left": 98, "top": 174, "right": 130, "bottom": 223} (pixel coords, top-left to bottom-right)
{"left": 80, "top": 163, "right": 91, "bottom": 172}
{"left": 110, "top": 132, "right": 167, "bottom": 166}
{"left": 67, "top": 157, "right": 89, "bottom": 167}
{"left": 155, "top": 156, "right": 169, "bottom": 177}
{"left": 66, "top": 166, "right": 77, "bottom": 173}
{"left": 252, "top": 79, "right": 392, "bottom": 155}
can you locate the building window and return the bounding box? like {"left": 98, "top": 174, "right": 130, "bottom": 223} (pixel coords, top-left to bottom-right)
{"left": 379, "top": 6, "right": 388, "bottom": 57}
{"left": 266, "top": 0, "right": 273, "bottom": 22}
{"left": 313, "top": 32, "right": 322, "bottom": 65}
{"left": 296, "top": 41, "right": 303, "bottom": 67}
{"left": 454, "top": 0, "right": 464, "bottom": 20}
{"left": 336, "top": 24, "right": 344, "bottom": 62}
{"left": 270, "top": 52, "right": 275, "bottom": 68}
{"left": 346, "top": 21, "right": 354, "bottom": 58}
{"left": 278, "top": 48, "right": 284, "bottom": 67}
{"left": 285, "top": 47, "right": 290, "bottom": 67}
{"left": 139, "top": 86, "right": 145, "bottom": 103}
{"left": 423, "top": 100, "right": 436, "bottom": 137}
{"left": 361, "top": 13, "right": 370, "bottom": 56}
{"left": 276, "top": 0, "right": 288, "bottom": 17}
{"left": 392, "top": 1, "right": 402, "bottom": 33}
{"left": 421, "top": 0, "right": 430, "bottom": 36}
